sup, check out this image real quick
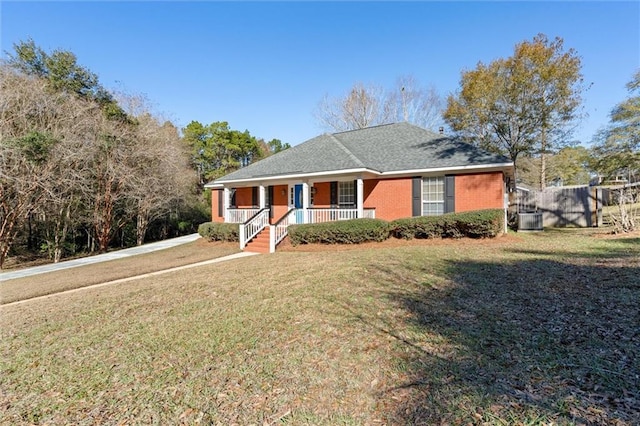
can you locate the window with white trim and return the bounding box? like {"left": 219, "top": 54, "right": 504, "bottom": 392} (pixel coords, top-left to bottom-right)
{"left": 422, "top": 177, "right": 444, "bottom": 216}
{"left": 338, "top": 181, "right": 355, "bottom": 207}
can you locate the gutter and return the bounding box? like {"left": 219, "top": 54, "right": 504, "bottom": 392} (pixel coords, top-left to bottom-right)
{"left": 205, "top": 162, "right": 515, "bottom": 188}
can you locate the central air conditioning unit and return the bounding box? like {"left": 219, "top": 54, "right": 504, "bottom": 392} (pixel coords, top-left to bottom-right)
{"left": 518, "top": 212, "right": 543, "bottom": 231}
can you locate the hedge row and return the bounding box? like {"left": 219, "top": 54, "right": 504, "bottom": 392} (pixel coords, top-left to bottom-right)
{"left": 198, "top": 210, "right": 504, "bottom": 246}
{"left": 198, "top": 222, "right": 239, "bottom": 242}
{"left": 391, "top": 209, "right": 504, "bottom": 240}
{"left": 287, "top": 209, "right": 504, "bottom": 245}
{"left": 288, "top": 218, "right": 391, "bottom": 245}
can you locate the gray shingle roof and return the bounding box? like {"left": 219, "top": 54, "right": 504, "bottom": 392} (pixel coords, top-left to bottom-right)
{"left": 209, "top": 122, "right": 512, "bottom": 184}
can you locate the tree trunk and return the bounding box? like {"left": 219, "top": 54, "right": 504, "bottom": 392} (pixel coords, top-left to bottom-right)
{"left": 540, "top": 152, "right": 547, "bottom": 190}
{"left": 539, "top": 127, "right": 548, "bottom": 191}
{"left": 52, "top": 205, "right": 71, "bottom": 263}
{"left": 94, "top": 179, "right": 115, "bottom": 253}
{"left": 0, "top": 220, "right": 18, "bottom": 270}
{"left": 136, "top": 213, "right": 148, "bottom": 246}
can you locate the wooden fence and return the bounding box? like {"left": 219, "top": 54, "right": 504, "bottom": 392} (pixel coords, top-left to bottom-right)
{"left": 516, "top": 186, "right": 603, "bottom": 228}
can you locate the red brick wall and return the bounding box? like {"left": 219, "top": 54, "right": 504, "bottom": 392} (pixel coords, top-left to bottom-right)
{"left": 455, "top": 172, "right": 504, "bottom": 212}
{"left": 211, "top": 189, "right": 224, "bottom": 223}
{"left": 234, "top": 187, "right": 254, "bottom": 208}
{"left": 364, "top": 178, "right": 413, "bottom": 221}
{"left": 214, "top": 172, "right": 504, "bottom": 224}
{"left": 312, "top": 182, "right": 331, "bottom": 207}
{"left": 270, "top": 184, "right": 290, "bottom": 222}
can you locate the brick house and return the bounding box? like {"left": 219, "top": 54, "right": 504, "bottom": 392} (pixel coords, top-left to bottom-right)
{"left": 205, "top": 122, "right": 515, "bottom": 252}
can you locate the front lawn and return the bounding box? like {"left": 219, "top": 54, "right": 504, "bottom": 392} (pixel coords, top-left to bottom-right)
{"left": 1, "top": 230, "right": 638, "bottom": 424}
{"left": 0, "top": 240, "right": 239, "bottom": 305}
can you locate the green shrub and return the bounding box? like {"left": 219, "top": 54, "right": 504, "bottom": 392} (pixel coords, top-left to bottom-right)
{"left": 391, "top": 209, "right": 504, "bottom": 239}
{"left": 198, "top": 222, "right": 239, "bottom": 242}
{"left": 288, "top": 218, "right": 391, "bottom": 245}
{"left": 454, "top": 209, "right": 505, "bottom": 238}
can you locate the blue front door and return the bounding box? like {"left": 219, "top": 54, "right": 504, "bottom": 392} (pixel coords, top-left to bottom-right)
{"left": 294, "top": 185, "right": 303, "bottom": 208}
{"left": 294, "top": 184, "right": 303, "bottom": 223}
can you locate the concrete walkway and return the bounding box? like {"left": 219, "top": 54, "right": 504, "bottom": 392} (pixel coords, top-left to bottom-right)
{"left": 1, "top": 251, "right": 258, "bottom": 308}
{"left": 0, "top": 233, "right": 204, "bottom": 282}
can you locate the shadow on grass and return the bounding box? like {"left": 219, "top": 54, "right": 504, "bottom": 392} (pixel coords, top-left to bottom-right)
{"left": 369, "top": 256, "right": 640, "bottom": 424}
{"left": 507, "top": 238, "right": 640, "bottom": 260}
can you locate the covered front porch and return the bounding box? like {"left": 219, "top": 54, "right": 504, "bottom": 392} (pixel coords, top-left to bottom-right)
{"left": 212, "top": 178, "right": 376, "bottom": 253}
{"left": 225, "top": 206, "right": 376, "bottom": 225}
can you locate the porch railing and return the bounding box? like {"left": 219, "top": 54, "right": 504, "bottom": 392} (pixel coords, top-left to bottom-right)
{"left": 270, "top": 208, "right": 299, "bottom": 253}
{"left": 306, "top": 208, "right": 375, "bottom": 223}
{"left": 239, "top": 208, "right": 269, "bottom": 250}
{"left": 227, "top": 208, "right": 261, "bottom": 223}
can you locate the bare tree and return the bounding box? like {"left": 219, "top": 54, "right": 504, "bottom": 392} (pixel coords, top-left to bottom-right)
{"left": 129, "top": 114, "right": 194, "bottom": 245}
{"left": 37, "top": 101, "right": 99, "bottom": 262}
{"left": 0, "top": 66, "right": 96, "bottom": 266}
{"left": 1, "top": 42, "right": 198, "bottom": 266}
{"left": 314, "top": 76, "right": 443, "bottom": 133}
{"left": 86, "top": 113, "right": 139, "bottom": 252}
{"left": 314, "top": 82, "right": 394, "bottom": 132}
{"left": 390, "top": 75, "right": 444, "bottom": 131}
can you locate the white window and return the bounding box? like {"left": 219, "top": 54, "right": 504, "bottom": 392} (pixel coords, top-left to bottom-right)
{"left": 422, "top": 177, "right": 444, "bottom": 216}
{"left": 338, "top": 181, "right": 355, "bottom": 207}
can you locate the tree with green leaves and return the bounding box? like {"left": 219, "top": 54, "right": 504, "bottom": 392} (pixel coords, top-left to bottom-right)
{"left": 590, "top": 70, "right": 639, "bottom": 232}
{"left": 444, "top": 34, "right": 585, "bottom": 188}
{"left": 183, "top": 121, "right": 266, "bottom": 183}
{"left": 6, "top": 38, "right": 128, "bottom": 121}
{"left": 267, "top": 138, "right": 291, "bottom": 154}
{"left": 519, "top": 146, "right": 591, "bottom": 187}
{"left": 591, "top": 70, "right": 640, "bottom": 183}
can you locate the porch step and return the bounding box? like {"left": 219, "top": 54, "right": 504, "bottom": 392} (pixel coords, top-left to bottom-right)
{"left": 244, "top": 227, "right": 271, "bottom": 254}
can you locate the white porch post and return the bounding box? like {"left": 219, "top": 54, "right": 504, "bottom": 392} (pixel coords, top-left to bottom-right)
{"left": 356, "top": 177, "right": 364, "bottom": 218}
{"left": 223, "top": 187, "right": 230, "bottom": 222}
{"left": 258, "top": 185, "right": 266, "bottom": 209}
{"left": 302, "top": 182, "right": 309, "bottom": 224}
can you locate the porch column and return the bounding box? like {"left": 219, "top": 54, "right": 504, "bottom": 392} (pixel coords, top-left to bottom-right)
{"left": 356, "top": 177, "right": 364, "bottom": 218}
{"left": 258, "top": 185, "right": 266, "bottom": 209}
{"left": 223, "top": 187, "right": 230, "bottom": 222}
{"left": 302, "top": 182, "right": 309, "bottom": 223}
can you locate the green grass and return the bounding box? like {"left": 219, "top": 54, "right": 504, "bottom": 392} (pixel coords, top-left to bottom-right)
{"left": 0, "top": 240, "right": 239, "bottom": 304}
{"left": 1, "top": 230, "right": 638, "bottom": 424}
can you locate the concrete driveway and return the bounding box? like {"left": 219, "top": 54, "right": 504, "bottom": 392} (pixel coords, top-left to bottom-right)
{"left": 0, "top": 234, "right": 202, "bottom": 282}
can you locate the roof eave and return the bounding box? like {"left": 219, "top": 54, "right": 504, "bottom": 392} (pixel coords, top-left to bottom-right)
{"left": 204, "top": 182, "right": 224, "bottom": 189}
{"left": 379, "top": 162, "right": 515, "bottom": 177}
{"left": 209, "top": 168, "right": 373, "bottom": 186}
{"left": 208, "top": 162, "right": 514, "bottom": 187}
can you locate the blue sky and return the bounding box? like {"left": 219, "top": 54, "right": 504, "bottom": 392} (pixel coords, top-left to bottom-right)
{"left": 1, "top": 1, "right": 638, "bottom": 147}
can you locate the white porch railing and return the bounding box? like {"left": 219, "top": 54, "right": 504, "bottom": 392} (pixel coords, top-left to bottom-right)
{"left": 363, "top": 208, "right": 376, "bottom": 219}
{"left": 234, "top": 207, "right": 378, "bottom": 253}
{"left": 270, "top": 208, "right": 300, "bottom": 253}
{"left": 239, "top": 209, "right": 269, "bottom": 250}
{"left": 306, "top": 208, "right": 375, "bottom": 223}
{"left": 227, "top": 208, "right": 261, "bottom": 223}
